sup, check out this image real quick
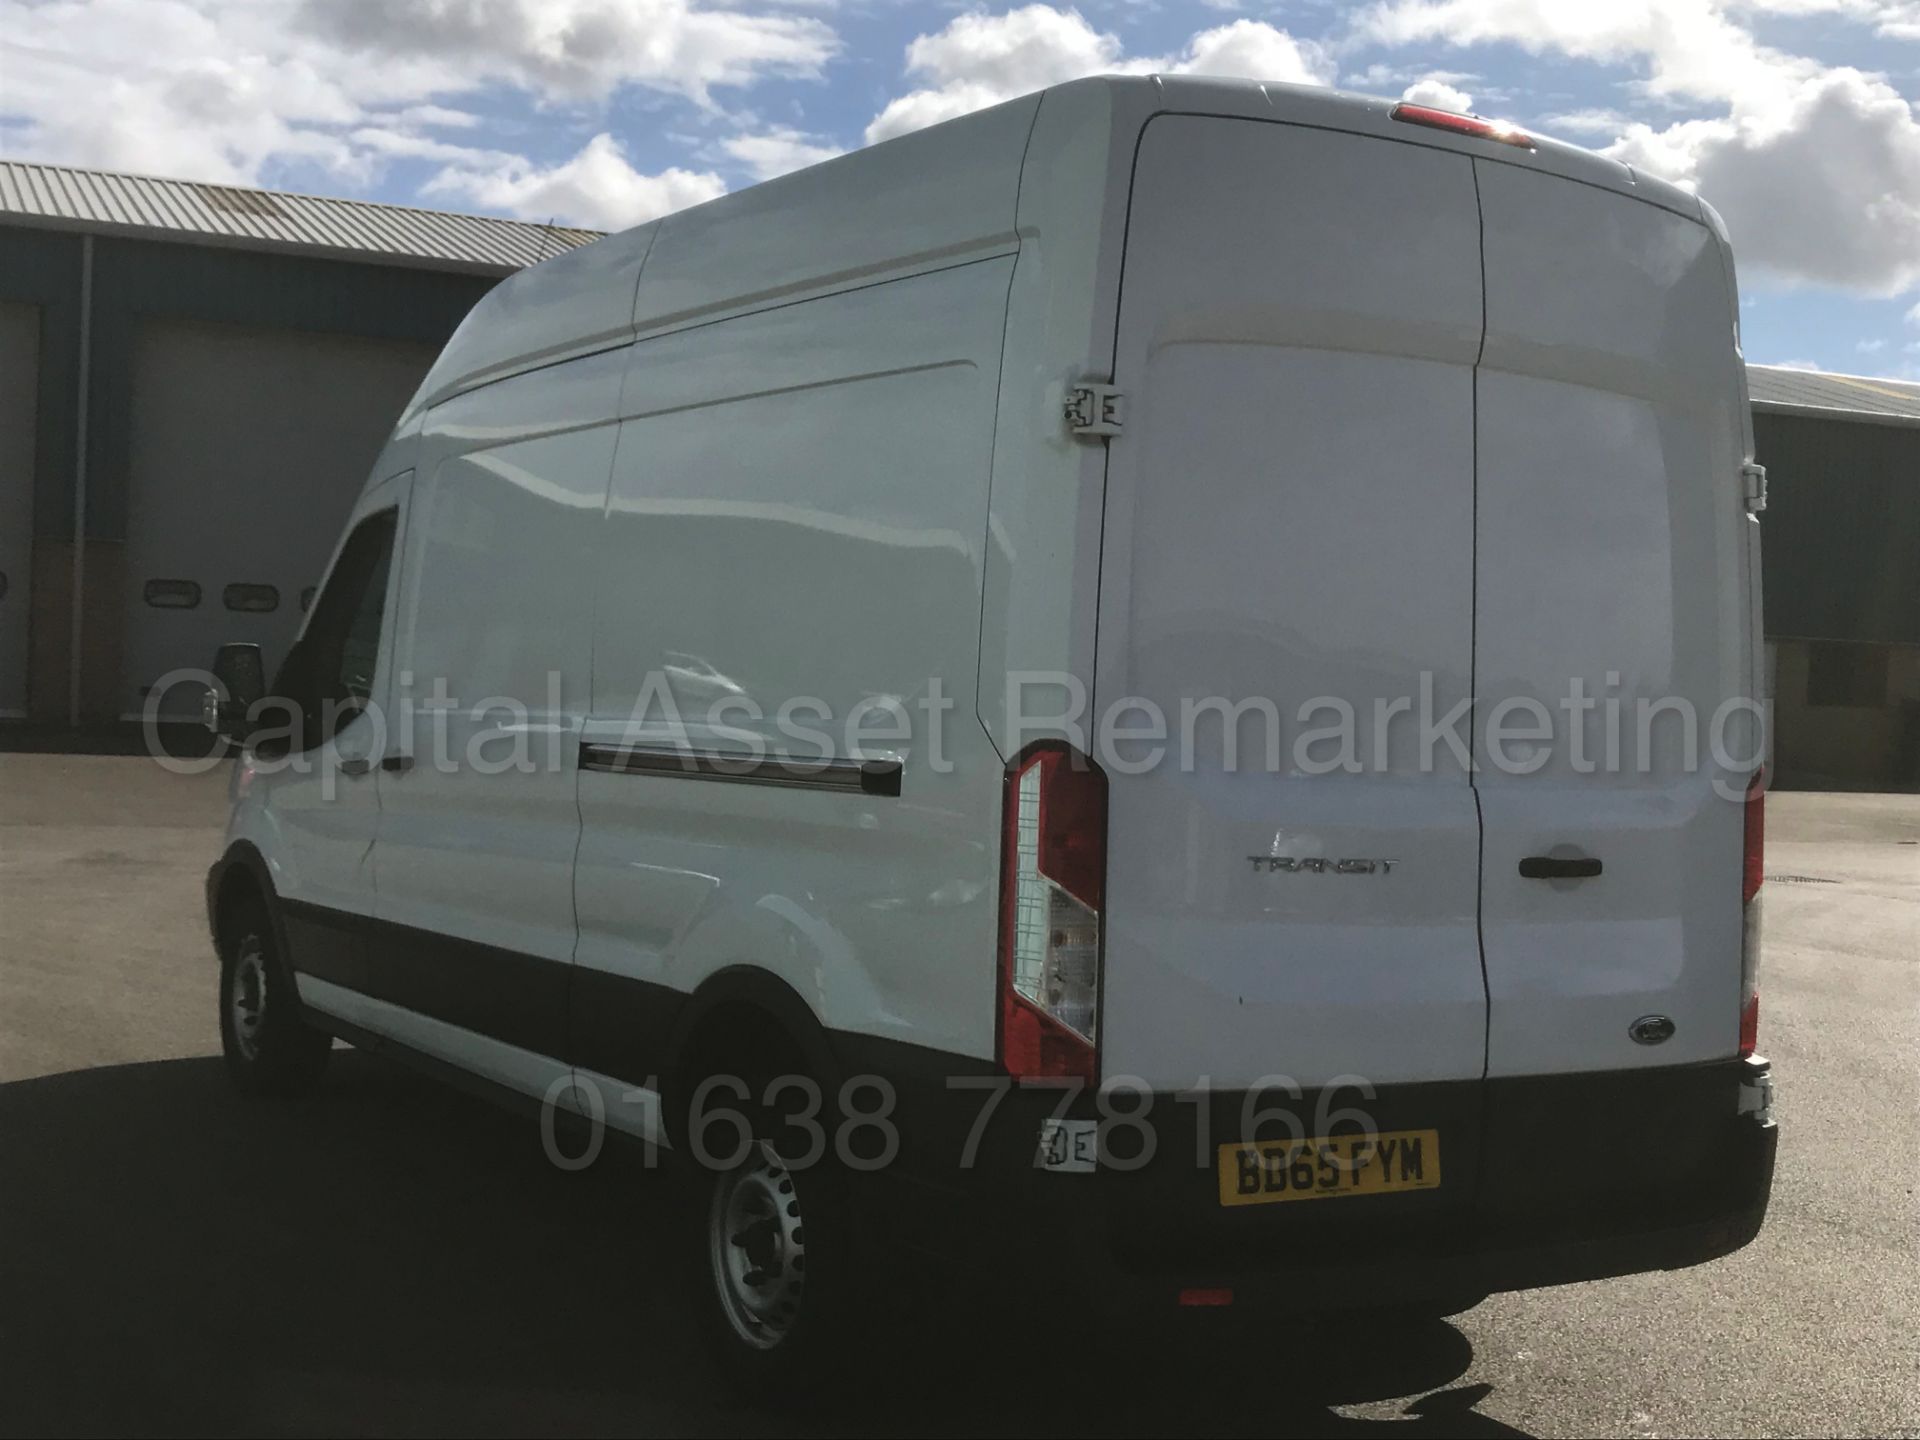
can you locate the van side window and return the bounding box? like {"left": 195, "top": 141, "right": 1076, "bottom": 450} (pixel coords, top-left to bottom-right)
{"left": 274, "top": 509, "right": 398, "bottom": 747}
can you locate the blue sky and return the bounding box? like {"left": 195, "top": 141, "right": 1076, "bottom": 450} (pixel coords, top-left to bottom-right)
{"left": 5, "top": 1, "right": 1920, "bottom": 376}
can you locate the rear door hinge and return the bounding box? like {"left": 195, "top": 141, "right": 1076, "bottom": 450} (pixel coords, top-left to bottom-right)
{"left": 1065, "top": 381, "right": 1124, "bottom": 439}
{"left": 1741, "top": 461, "right": 1767, "bottom": 515}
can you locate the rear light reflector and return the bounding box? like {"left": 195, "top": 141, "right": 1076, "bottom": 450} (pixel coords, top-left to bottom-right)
{"left": 998, "top": 744, "right": 1106, "bottom": 1084}
{"left": 1740, "top": 772, "right": 1765, "bottom": 1058}
{"left": 1738, "top": 993, "right": 1760, "bottom": 1058}
{"left": 1390, "top": 102, "right": 1534, "bottom": 149}
{"left": 1178, "top": 1287, "right": 1234, "bottom": 1308}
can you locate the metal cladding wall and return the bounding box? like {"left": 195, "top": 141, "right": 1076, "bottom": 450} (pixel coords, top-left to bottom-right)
{"left": 1753, "top": 410, "right": 1920, "bottom": 791}
{"left": 1753, "top": 411, "right": 1920, "bottom": 646}
{"left": 0, "top": 225, "right": 499, "bottom": 723}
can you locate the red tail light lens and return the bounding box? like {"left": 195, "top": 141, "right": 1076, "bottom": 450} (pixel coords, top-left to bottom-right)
{"left": 1390, "top": 102, "right": 1534, "bottom": 149}
{"left": 1740, "top": 772, "right": 1765, "bottom": 1058}
{"left": 998, "top": 745, "right": 1106, "bottom": 1083}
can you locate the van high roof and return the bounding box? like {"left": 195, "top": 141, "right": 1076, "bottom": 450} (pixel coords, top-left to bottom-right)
{"left": 405, "top": 74, "right": 1706, "bottom": 419}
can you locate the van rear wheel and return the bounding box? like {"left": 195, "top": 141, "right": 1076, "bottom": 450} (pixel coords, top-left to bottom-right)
{"left": 680, "top": 1071, "right": 869, "bottom": 1392}
{"left": 218, "top": 899, "right": 330, "bottom": 1096}
{"left": 708, "top": 1140, "right": 813, "bottom": 1353}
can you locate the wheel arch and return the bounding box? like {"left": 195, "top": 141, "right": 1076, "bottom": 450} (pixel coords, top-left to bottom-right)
{"left": 660, "top": 966, "right": 848, "bottom": 1145}
{"left": 207, "top": 841, "right": 280, "bottom": 956}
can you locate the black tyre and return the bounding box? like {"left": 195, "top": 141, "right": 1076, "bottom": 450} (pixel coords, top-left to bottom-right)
{"left": 218, "top": 897, "right": 331, "bottom": 1096}
{"left": 678, "top": 1064, "right": 870, "bottom": 1395}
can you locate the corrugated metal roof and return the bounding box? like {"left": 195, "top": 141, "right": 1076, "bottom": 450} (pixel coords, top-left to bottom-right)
{"left": 1748, "top": 364, "right": 1920, "bottom": 426}
{"left": 0, "top": 159, "right": 602, "bottom": 275}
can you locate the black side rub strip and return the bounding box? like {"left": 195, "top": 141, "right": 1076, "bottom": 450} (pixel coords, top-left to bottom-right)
{"left": 1519, "top": 855, "right": 1603, "bottom": 880}
{"left": 579, "top": 742, "right": 903, "bottom": 797}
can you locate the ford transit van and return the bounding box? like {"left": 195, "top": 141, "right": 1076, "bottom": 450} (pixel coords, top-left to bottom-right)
{"left": 202, "top": 76, "right": 1777, "bottom": 1381}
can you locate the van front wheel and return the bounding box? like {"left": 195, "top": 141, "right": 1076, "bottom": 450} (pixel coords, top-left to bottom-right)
{"left": 218, "top": 901, "right": 330, "bottom": 1096}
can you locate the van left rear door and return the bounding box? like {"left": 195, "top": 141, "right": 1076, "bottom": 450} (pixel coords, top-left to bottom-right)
{"left": 1093, "top": 115, "right": 1489, "bottom": 1093}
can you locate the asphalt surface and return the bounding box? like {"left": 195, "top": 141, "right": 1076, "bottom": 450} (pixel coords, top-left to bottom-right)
{"left": 1, "top": 754, "right": 1915, "bottom": 1437}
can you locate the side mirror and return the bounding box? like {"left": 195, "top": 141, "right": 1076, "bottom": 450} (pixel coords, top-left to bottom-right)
{"left": 204, "top": 642, "right": 266, "bottom": 741}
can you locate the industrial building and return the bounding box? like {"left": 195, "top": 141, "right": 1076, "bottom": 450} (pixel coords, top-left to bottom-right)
{"left": 1749, "top": 365, "right": 1920, "bottom": 791}
{"left": 0, "top": 160, "right": 596, "bottom": 728}
{"left": 0, "top": 162, "right": 1913, "bottom": 790}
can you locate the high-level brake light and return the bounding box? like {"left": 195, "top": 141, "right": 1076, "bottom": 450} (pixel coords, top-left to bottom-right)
{"left": 1390, "top": 102, "right": 1535, "bottom": 150}
{"left": 997, "top": 743, "right": 1106, "bottom": 1084}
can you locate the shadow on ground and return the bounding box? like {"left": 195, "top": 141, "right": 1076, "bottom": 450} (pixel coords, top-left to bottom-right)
{"left": 0, "top": 1051, "right": 1530, "bottom": 1437}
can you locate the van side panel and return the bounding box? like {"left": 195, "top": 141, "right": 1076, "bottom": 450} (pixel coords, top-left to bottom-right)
{"left": 630, "top": 98, "right": 1034, "bottom": 337}
{"left": 1094, "top": 116, "right": 1489, "bottom": 1090}
{"left": 975, "top": 80, "right": 1137, "bottom": 757}
{"left": 1473, "top": 162, "right": 1752, "bottom": 1077}
{"left": 408, "top": 224, "right": 656, "bottom": 416}
{"left": 367, "top": 348, "right": 624, "bottom": 1059}
{"left": 572, "top": 259, "right": 1016, "bottom": 1076}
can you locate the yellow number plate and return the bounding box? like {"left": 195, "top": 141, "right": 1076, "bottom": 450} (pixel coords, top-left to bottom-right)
{"left": 1217, "top": 1129, "right": 1441, "bottom": 1207}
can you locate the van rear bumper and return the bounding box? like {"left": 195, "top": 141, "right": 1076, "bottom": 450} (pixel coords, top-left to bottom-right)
{"left": 857, "top": 1055, "right": 1777, "bottom": 1311}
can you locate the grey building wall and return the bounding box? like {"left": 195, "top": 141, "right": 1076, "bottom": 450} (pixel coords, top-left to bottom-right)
{"left": 1753, "top": 411, "right": 1920, "bottom": 791}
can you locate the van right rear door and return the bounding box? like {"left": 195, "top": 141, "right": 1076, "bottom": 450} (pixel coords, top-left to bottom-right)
{"left": 1472, "top": 163, "right": 1755, "bottom": 1079}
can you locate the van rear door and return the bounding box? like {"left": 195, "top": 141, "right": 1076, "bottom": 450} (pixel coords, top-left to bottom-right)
{"left": 1093, "top": 116, "right": 1487, "bottom": 1091}
{"left": 1471, "top": 162, "right": 1754, "bottom": 1077}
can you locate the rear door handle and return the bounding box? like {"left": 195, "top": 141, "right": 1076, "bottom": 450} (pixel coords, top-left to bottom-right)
{"left": 380, "top": 753, "right": 414, "bottom": 774}
{"left": 1519, "top": 855, "right": 1602, "bottom": 880}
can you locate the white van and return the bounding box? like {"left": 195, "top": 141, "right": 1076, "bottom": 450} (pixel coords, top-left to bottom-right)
{"left": 203, "top": 76, "right": 1777, "bottom": 1379}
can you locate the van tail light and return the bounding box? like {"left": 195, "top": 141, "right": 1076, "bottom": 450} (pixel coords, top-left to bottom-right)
{"left": 1739, "top": 772, "right": 1765, "bottom": 1058}
{"left": 998, "top": 744, "right": 1106, "bottom": 1084}
{"left": 1389, "top": 102, "right": 1534, "bottom": 149}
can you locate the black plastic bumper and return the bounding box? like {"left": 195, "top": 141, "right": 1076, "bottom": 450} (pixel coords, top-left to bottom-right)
{"left": 852, "top": 1054, "right": 1778, "bottom": 1313}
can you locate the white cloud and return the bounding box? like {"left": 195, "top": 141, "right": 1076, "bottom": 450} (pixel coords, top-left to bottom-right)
{"left": 1359, "top": 0, "right": 1920, "bottom": 294}
{"left": 0, "top": 0, "right": 367, "bottom": 182}
{"left": 390, "top": 104, "right": 484, "bottom": 131}
{"left": 1732, "top": 0, "right": 1920, "bottom": 38}
{"left": 425, "top": 133, "right": 726, "bottom": 230}
{"left": 293, "top": 0, "right": 837, "bottom": 105}
{"left": 1858, "top": 338, "right": 1888, "bottom": 351}
{"left": 1401, "top": 77, "right": 1474, "bottom": 111}
{"left": 1357, "top": 0, "right": 1814, "bottom": 109}
{"left": 1346, "top": 61, "right": 1478, "bottom": 92}
{"left": 720, "top": 126, "right": 843, "bottom": 180}
{"left": 1906, "top": 300, "right": 1920, "bottom": 325}
{"left": 1610, "top": 68, "right": 1920, "bottom": 295}
{"left": 866, "top": 5, "right": 1121, "bottom": 142}
{"left": 1540, "top": 107, "right": 1635, "bottom": 137}
{"left": 866, "top": 5, "right": 1330, "bottom": 144}
{"left": 1172, "top": 19, "right": 1332, "bottom": 86}
{"left": 347, "top": 127, "right": 507, "bottom": 167}
{"left": 0, "top": 0, "right": 835, "bottom": 197}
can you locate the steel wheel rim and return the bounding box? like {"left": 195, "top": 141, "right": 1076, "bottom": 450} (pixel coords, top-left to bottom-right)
{"left": 708, "top": 1140, "right": 806, "bottom": 1350}
{"left": 230, "top": 936, "right": 267, "bottom": 1060}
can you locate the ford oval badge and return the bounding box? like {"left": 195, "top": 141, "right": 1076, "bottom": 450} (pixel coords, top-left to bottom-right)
{"left": 1629, "top": 1014, "right": 1676, "bottom": 1046}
